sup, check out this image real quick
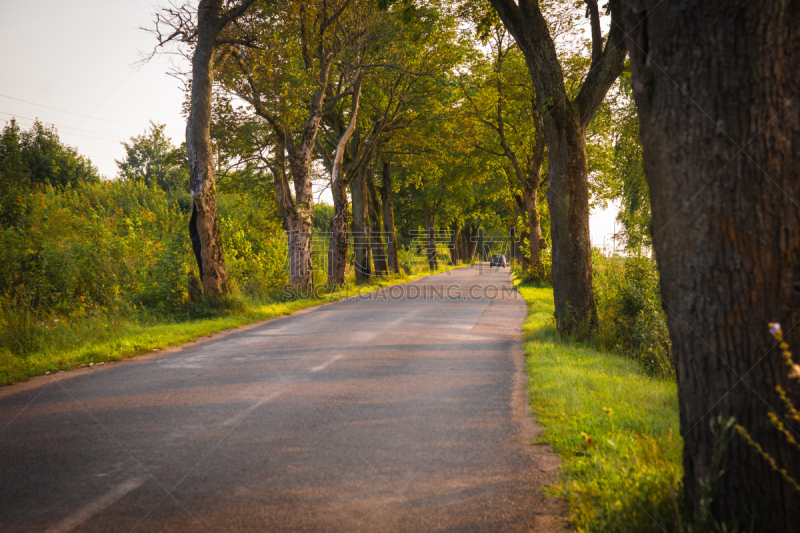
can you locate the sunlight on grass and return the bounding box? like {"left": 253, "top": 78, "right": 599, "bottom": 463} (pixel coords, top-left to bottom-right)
{"left": 517, "top": 284, "right": 683, "bottom": 532}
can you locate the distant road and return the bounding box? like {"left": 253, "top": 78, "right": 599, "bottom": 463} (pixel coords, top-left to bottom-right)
{"left": 0, "top": 264, "right": 563, "bottom": 532}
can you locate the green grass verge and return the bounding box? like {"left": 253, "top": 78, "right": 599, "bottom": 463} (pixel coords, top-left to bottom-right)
{"left": 517, "top": 283, "right": 683, "bottom": 532}
{"left": 0, "top": 265, "right": 453, "bottom": 386}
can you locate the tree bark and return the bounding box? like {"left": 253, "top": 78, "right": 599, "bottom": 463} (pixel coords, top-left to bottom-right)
{"left": 365, "top": 163, "right": 388, "bottom": 276}
{"left": 489, "top": 0, "right": 627, "bottom": 334}
{"left": 622, "top": 1, "right": 800, "bottom": 529}
{"left": 186, "top": 0, "right": 248, "bottom": 297}
{"left": 458, "top": 227, "right": 467, "bottom": 263}
{"left": 449, "top": 221, "right": 461, "bottom": 265}
{"left": 351, "top": 166, "right": 371, "bottom": 283}
{"left": 522, "top": 176, "right": 547, "bottom": 279}
{"left": 423, "top": 203, "right": 438, "bottom": 270}
{"left": 379, "top": 158, "right": 399, "bottom": 273}
{"left": 461, "top": 224, "right": 479, "bottom": 262}
{"left": 326, "top": 81, "right": 362, "bottom": 285}
{"left": 327, "top": 176, "right": 349, "bottom": 285}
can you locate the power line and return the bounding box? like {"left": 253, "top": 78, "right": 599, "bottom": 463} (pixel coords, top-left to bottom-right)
{"left": 0, "top": 111, "right": 128, "bottom": 142}
{"left": 0, "top": 93, "right": 146, "bottom": 128}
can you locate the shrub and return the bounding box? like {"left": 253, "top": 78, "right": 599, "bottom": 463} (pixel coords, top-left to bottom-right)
{"left": 513, "top": 249, "right": 552, "bottom": 286}
{"left": 592, "top": 251, "right": 673, "bottom": 377}
{"left": 0, "top": 179, "right": 290, "bottom": 355}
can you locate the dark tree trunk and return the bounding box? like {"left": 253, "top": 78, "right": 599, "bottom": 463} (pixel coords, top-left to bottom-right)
{"left": 365, "top": 163, "right": 388, "bottom": 276}
{"left": 622, "top": 1, "right": 800, "bottom": 529}
{"left": 423, "top": 203, "right": 438, "bottom": 270}
{"left": 510, "top": 196, "right": 526, "bottom": 264}
{"left": 489, "top": 0, "right": 626, "bottom": 334}
{"left": 449, "top": 221, "right": 461, "bottom": 265}
{"left": 523, "top": 178, "right": 544, "bottom": 267}
{"left": 327, "top": 177, "right": 349, "bottom": 285}
{"left": 546, "top": 119, "right": 595, "bottom": 330}
{"left": 458, "top": 227, "right": 468, "bottom": 263}
{"left": 462, "top": 224, "right": 479, "bottom": 262}
{"left": 351, "top": 166, "right": 371, "bottom": 283}
{"left": 379, "top": 159, "right": 399, "bottom": 273}
{"left": 186, "top": 0, "right": 248, "bottom": 297}
{"left": 469, "top": 224, "right": 479, "bottom": 259}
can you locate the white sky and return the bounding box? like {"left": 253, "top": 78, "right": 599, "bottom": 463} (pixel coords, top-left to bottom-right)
{"left": 0, "top": 0, "right": 186, "bottom": 179}
{"left": 0, "top": 0, "right": 618, "bottom": 244}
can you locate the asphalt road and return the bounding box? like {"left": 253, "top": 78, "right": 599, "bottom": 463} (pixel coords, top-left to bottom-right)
{"left": 0, "top": 264, "right": 564, "bottom": 532}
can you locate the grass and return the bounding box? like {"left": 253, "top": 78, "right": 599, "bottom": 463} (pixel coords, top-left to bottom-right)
{"left": 517, "top": 282, "right": 684, "bottom": 532}
{"left": 0, "top": 264, "right": 454, "bottom": 386}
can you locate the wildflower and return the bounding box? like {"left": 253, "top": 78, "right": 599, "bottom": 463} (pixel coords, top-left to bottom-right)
{"left": 769, "top": 322, "right": 782, "bottom": 336}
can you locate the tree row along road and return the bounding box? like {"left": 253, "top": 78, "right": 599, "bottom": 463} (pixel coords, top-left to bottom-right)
{"left": 0, "top": 266, "right": 563, "bottom": 532}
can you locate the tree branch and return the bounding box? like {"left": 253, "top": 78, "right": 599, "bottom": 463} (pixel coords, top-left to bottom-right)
{"left": 585, "top": 0, "right": 603, "bottom": 65}
{"left": 574, "top": 0, "right": 627, "bottom": 126}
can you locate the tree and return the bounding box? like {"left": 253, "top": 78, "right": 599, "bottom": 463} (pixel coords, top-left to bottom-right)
{"left": 152, "top": 0, "right": 259, "bottom": 296}
{"left": 622, "top": 1, "right": 800, "bottom": 529}
{"left": 116, "top": 122, "right": 188, "bottom": 192}
{"left": 0, "top": 119, "right": 101, "bottom": 226}
{"left": 217, "top": 0, "right": 370, "bottom": 291}
{"left": 378, "top": 157, "right": 399, "bottom": 272}
{"left": 0, "top": 120, "right": 30, "bottom": 227}
{"left": 314, "top": 1, "right": 465, "bottom": 283}
{"left": 461, "top": 26, "right": 547, "bottom": 273}
{"left": 488, "top": 0, "right": 627, "bottom": 334}
{"left": 10, "top": 119, "right": 100, "bottom": 188}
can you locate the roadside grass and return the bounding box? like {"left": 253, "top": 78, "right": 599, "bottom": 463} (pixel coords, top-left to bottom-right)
{"left": 0, "top": 264, "right": 454, "bottom": 386}
{"left": 517, "top": 283, "right": 683, "bottom": 532}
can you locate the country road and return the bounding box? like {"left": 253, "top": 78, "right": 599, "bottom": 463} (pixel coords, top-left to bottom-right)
{"left": 0, "top": 265, "right": 564, "bottom": 532}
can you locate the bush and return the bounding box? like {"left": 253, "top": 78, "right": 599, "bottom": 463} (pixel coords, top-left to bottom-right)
{"left": 513, "top": 249, "right": 552, "bottom": 286}
{"left": 592, "top": 251, "right": 673, "bottom": 377}
{"left": 0, "top": 180, "right": 289, "bottom": 357}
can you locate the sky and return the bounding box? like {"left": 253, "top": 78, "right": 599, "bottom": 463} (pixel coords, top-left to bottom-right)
{"left": 0, "top": 0, "right": 619, "bottom": 248}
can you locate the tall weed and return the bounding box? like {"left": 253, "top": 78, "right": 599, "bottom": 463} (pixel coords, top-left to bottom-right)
{"left": 592, "top": 251, "right": 672, "bottom": 377}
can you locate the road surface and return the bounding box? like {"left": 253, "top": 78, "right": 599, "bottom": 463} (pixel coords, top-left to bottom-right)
{"left": 0, "top": 264, "right": 564, "bottom": 532}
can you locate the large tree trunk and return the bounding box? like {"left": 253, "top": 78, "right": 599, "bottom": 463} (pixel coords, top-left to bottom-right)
{"left": 423, "top": 203, "right": 438, "bottom": 270}
{"left": 327, "top": 177, "right": 349, "bottom": 285}
{"left": 326, "top": 83, "right": 361, "bottom": 285}
{"left": 379, "top": 158, "right": 399, "bottom": 273}
{"left": 623, "top": 2, "right": 800, "bottom": 529}
{"left": 489, "top": 0, "right": 626, "bottom": 334}
{"left": 461, "top": 224, "right": 478, "bottom": 262}
{"left": 457, "top": 226, "right": 468, "bottom": 263}
{"left": 365, "top": 163, "right": 388, "bottom": 276}
{"left": 284, "top": 151, "right": 314, "bottom": 291}
{"left": 546, "top": 120, "right": 595, "bottom": 330}
{"left": 185, "top": 0, "right": 233, "bottom": 297}
{"left": 351, "top": 166, "right": 371, "bottom": 283}
{"left": 449, "top": 221, "right": 461, "bottom": 265}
